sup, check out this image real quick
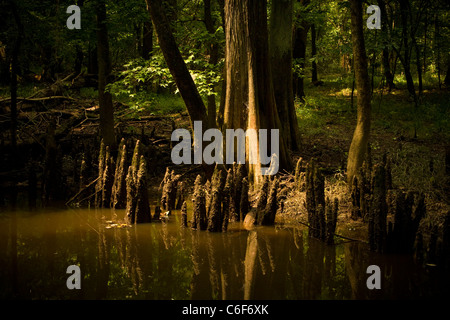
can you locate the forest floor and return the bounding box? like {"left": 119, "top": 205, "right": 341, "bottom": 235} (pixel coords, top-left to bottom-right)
{"left": 1, "top": 74, "right": 449, "bottom": 244}
{"left": 286, "top": 74, "right": 450, "bottom": 242}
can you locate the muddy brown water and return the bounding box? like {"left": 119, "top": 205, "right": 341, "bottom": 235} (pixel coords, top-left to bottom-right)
{"left": 0, "top": 207, "right": 448, "bottom": 299}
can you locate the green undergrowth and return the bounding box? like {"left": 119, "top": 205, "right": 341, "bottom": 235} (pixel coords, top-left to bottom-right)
{"left": 297, "top": 73, "right": 450, "bottom": 142}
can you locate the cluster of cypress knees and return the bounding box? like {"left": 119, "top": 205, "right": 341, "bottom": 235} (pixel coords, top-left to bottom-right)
{"left": 94, "top": 138, "right": 283, "bottom": 231}
{"left": 92, "top": 138, "right": 449, "bottom": 269}
{"left": 346, "top": 151, "right": 450, "bottom": 269}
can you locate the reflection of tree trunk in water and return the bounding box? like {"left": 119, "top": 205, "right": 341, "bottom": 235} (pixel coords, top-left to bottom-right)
{"left": 257, "top": 236, "right": 268, "bottom": 277}
{"left": 220, "top": 234, "right": 230, "bottom": 300}
{"left": 125, "top": 227, "right": 142, "bottom": 296}
{"left": 244, "top": 230, "right": 258, "bottom": 300}
{"left": 344, "top": 243, "right": 367, "bottom": 299}
{"left": 158, "top": 222, "right": 172, "bottom": 299}
{"left": 96, "top": 223, "right": 110, "bottom": 299}
{"left": 76, "top": 217, "right": 87, "bottom": 299}
{"left": 257, "top": 231, "right": 289, "bottom": 299}
{"left": 10, "top": 188, "right": 18, "bottom": 297}
{"left": 114, "top": 225, "right": 127, "bottom": 272}
{"left": 206, "top": 234, "right": 220, "bottom": 298}
{"left": 160, "top": 220, "right": 171, "bottom": 250}
{"left": 190, "top": 232, "right": 212, "bottom": 299}
{"left": 228, "top": 231, "right": 246, "bottom": 299}
{"left": 323, "top": 245, "right": 336, "bottom": 297}
{"left": 135, "top": 225, "right": 153, "bottom": 298}
{"left": 44, "top": 213, "right": 57, "bottom": 282}
{"left": 303, "top": 238, "right": 324, "bottom": 299}
{"left": 287, "top": 228, "right": 304, "bottom": 299}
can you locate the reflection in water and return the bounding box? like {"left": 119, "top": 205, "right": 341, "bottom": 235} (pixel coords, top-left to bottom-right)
{"left": 0, "top": 207, "right": 448, "bottom": 299}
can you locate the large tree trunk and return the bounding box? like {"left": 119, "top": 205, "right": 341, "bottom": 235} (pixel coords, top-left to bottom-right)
{"left": 245, "top": 0, "right": 292, "bottom": 185}
{"left": 269, "top": 0, "right": 300, "bottom": 151}
{"left": 223, "top": 0, "right": 248, "bottom": 133}
{"left": 146, "top": 0, "right": 208, "bottom": 128}
{"left": 96, "top": 0, "right": 116, "bottom": 148}
{"left": 346, "top": 0, "right": 372, "bottom": 185}
{"left": 223, "top": 0, "right": 292, "bottom": 186}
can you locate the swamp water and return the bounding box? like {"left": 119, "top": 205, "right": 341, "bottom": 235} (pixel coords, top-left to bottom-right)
{"left": 0, "top": 207, "right": 448, "bottom": 300}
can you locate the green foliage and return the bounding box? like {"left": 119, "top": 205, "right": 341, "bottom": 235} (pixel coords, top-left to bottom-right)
{"left": 107, "top": 47, "right": 223, "bottom": 115}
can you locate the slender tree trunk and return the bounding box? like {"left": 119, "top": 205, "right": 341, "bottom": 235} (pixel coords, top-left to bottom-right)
{"left": 423, "top": 11, "right": 428, "bottom": 74}
{"left": 216, "top": 0, "right": 226, "bottom": 130}
{"left": 398, "top": 0, "right": 417, "bottom": 105}
{"left": 434, "top": 14, "right": 441, "bottom": 90}
{"left": 292, "top": 0, "right": 310, "bottom": 101}
{"left": 74, "top": 44, "right": 83, "bottom": 75}
{"left": 269, "top": 0, "right": 300, "bottom": 151}
{"left": 142, "top": 21, "right": 153, "bottom": 60}
{"left": 96, "top": 0, "right": 116, "bottom": 148}
{"left": 413, "top": 37, "right": 422, "bottom": 95}
{"left": 134, "top": 23, "right": 143, "bottom": 57}
{"left": 9, "top": 0, "right": 23, "bottom": 166}
{"left": 311, "top": 23, "right": 318, "bottom": 83}
{"left": 371, "top": 30, "right": 377, "bottom": 95}
{"left": 445, "top": 61, "right": 450, "bottom": 87}
{"left": 346, "top": 0, "right": 372, "bottom": 185}
{"left": 204, "top": 0, "right": 219, "bottom": 128}
{"left": 146, "top": 0, "right": 208, "bottom": 127}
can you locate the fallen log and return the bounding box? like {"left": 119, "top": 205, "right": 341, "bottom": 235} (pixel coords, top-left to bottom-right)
{"left": 0, "top": 96, "right": 76, "bottom": 103}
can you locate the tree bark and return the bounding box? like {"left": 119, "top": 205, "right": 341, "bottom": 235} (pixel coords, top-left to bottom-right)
{"left": 346, "top": 0, "right": 372, "bottom": 185}
{"left": 245, "top": 0, "right": 292, "bottom": 185}
{"left": 223, "top": 0, "right": 248, "bottom": 133}
{"left": 269, "top": 0, "right": 300, "bottom": 151}
{"left": 146, "top": 0, "right": 208, "bottom": 128}
{"left": 222, "top": 0, "right": 292, "bottom": 186}
{"left": 96, "top": 0, "right": 116, "bottom": 148}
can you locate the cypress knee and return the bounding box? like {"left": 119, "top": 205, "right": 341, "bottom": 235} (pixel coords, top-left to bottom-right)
{"left": 192, "top": 175, "right": 207, "bottom": 230}
{"left": 240, "top": 177, "right": 250, "bottom": 220}
{"left": 260, "top": 177, "right": 279, "bottom": 226}
{"left": 135, "top": 156, "right": 151, "bottom": 223}
{"left": 111, "top": 139, "right": 127, "bottom": 209}
{"left": 125, "top": 166, "right": 137, "bottom": 224}
{"left": 207, "top": 169, "right": 225, "bottom": 232}
{"left": 181, "top": 201, "right": 188, "bottom": 228}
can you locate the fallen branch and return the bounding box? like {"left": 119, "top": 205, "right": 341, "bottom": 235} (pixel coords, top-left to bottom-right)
{"left": 296, "top": 219, "right": 367, "bottom": 244}
{"left": 65, "top": 176, "right": 100, "bottom": 206}
{"left": 0, "top": 96, "right": 76, "bottom": 103}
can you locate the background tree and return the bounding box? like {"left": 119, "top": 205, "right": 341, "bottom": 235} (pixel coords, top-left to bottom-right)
{"left": 96, "top": 0, "right": 116, "bottom": 148}
{"left": 293, "top": 0, "right": 310, "bottom": 101}
{"left": 346, "top": 0, "right": 372, "bottom": 184}
{"left": 145, "top": 0, "right": 208, "bottom": 128}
